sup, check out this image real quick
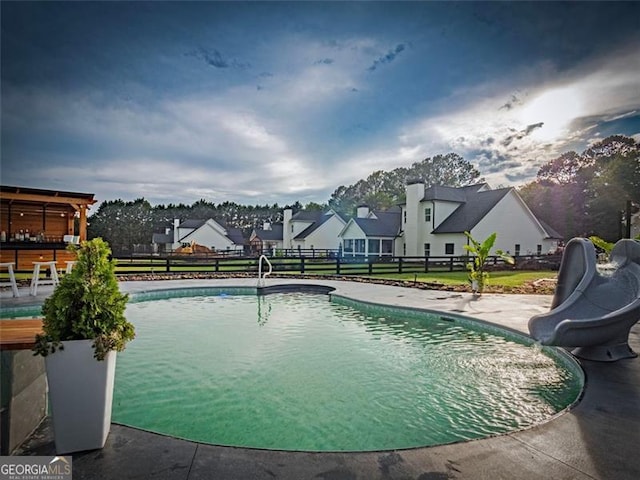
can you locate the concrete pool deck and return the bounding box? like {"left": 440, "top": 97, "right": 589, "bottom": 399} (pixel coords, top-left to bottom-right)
{"left": 4, "top": 277, "right": 640, "bottom": 480}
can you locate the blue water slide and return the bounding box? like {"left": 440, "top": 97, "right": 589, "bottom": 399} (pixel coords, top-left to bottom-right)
{"left": 528, "top": 237, "right": 640, "bottom": 362}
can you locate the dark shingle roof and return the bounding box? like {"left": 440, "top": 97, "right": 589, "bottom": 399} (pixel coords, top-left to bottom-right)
{"left": 152, "top": 233, "right": 172, "bottom": 244}
{"left": 423, "top": 183, "right": 486, "bottom": 202}
{"left": 226, "top": 227, "right": 246, "bottom": 245}
{"left": 254, "top": 224, "right": 284, "bottom": 241}
{"left": 291, "top": 210, "right": 324, "bottom": 222}
{"left": 539, "top": 220, "right": 563, "bottom": 240}
{"left": 179, "top": 219, "right": 207, "bottom": 229}
{"left": 352, "top": 210, "right": 401, "bottom": 237}
{"left": 432, "top": 188, "right": 511, "bottom": 233}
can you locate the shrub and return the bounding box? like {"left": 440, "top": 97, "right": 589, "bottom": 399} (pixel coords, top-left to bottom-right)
{"left": 33, "top": 238, "right": 134, "bottom": 360}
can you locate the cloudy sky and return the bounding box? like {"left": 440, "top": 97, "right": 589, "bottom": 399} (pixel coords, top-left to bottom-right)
{"left": 2, "top": 1, "right": 639, "bottom": 208}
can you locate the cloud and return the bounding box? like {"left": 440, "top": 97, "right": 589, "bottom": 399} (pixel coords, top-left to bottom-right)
{"left": 505, "top": 167, "right": 539, "bottom": 183}
{"left": 499, "top": 94, "right": 523, "bottom": 111}
{"left": 1, "top": 80, "right": 343, "bottom": 205}
{"left": 314, "top": 58, "right": 334, "bottom": 65}
{"left": 501, "top": 122, "right": 544, "bottom": 147}
{"left": 394, "top": 42, "right": 640, "bottom": 188}
{"left": 367, "top": 43, "right": 406, "bottom": 72}
{"left": 186, "top": 46, "right": 250, "bottom": 69}
{"left": 603, "top": 110, "right": 637, "bottom": 122}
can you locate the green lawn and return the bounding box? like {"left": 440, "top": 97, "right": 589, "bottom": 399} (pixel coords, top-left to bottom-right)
{"left": 369, "top": 270, "right": 557, "bottom": 287}
{"left": 2, "top": 262, "right": 557, "bottom": 290}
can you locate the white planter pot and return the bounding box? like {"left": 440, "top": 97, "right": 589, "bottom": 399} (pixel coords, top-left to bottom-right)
{"left": 45, "top": 339, "right": 116, "bottom": 454}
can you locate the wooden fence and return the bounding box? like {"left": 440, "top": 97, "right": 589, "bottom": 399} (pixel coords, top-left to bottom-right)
{"left": 110, "top": 253, "right": 559, "bottom": 277}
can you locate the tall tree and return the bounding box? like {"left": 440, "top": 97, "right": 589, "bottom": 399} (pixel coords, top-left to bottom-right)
{"left": 519, "top": 135, "right": 640, "bottom": 241}
{"left": 328, "top": 153, "right": 482, "bottom": 215}
{"left": 88, "top": 198, "right": 154, "bottom": 253}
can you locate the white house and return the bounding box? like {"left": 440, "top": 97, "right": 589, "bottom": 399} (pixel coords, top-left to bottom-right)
{"left": 339, "top": 181, "right": 561, "bottom": 258}
{"left": 152, "top": 218, "right": 245, "bottom": 253}
{"left": 282, "top": 208, "right": 348, "bottom": 252}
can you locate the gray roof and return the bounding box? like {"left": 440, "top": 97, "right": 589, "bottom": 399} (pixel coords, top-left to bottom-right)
{"left": 291, "top": 210, "right": 324, "bottom": 222}
{"left": 432, "top": 187, "right": 511, "bottom": 233}
{"left": 423, "top": 183, "right": 486, "bottom": 202}
{"left": 352, "top": 210, "right": 401, "bottom": 237}
{"left": 539, "top": 220, "right": 563, "bottom": 240}
{"left": 152, "top": 232, "right": 172, "bottom": 244}
{"left": 226, "top": 227, "right": 246, "bottom": 245}
{"left": 179, "top": 219, "right": 207, "bottom": 229}
{"left": 253, "top": 224, "right": 284, "bottom": 241}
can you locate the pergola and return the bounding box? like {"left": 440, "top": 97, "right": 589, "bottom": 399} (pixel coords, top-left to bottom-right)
{"left": 0, "top": 185, "right": 96, "bottom": 241}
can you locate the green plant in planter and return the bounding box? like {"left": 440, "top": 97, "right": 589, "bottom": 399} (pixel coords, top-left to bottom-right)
{"left": 464, "top": 231, "right": 514, "bottom": 294}
{"left": 33, "top": 237, "right": 134, "bottom": 360}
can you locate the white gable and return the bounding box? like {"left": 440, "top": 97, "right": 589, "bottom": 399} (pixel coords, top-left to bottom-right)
{"left": 471, "top": 190, "right": 556, "bottom": 255}
{"left": 173, "top": 218, "right": 242, "bottom": 251}
{"left": 339, "top": 220, "right": 366, "bottom": 239}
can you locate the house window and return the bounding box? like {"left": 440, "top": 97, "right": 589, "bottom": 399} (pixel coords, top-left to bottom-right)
{"left": 515, "top": 244, "right": 521, "bottom": 256}
{"left": 424, "top": 243, "right": 431, "bottom": 257}
{"left": 368, "top": 239, "right": 380, "bottom": 254}
{"left": 445, "top": 243, "right": 454, "bottom": 255}
{"left": 424, "top": 207, "right": 431, "bottom": 222}
{"left": 537, "top": 244, "right": 542, "bottom": 255}
{"left": 382, "top": 239, "right": 393, "bottom": 255}
{"left": 355, "top": 239, "right": 365, "bottom": 254}
{"left": 344, "top": 239, "right": 354, "bottom": 253}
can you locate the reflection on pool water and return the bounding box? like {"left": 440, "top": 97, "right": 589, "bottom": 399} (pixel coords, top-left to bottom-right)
{"left": 111, "top": 289, "right": 583, "bottom": 451}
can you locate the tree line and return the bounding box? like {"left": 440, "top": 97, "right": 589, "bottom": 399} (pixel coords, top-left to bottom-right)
{"left": 519, "top": 135, "right": 639, "bottom": 242}
{"left": 88, "top": 199, "right": 289, "bottom": 254}
{"left": 87, "top": 134, "right": 639, "bottom": 252}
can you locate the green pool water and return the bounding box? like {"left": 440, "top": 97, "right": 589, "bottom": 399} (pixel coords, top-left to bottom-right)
{"left": 111, "top": 290, "right": 583, "bottom": 451}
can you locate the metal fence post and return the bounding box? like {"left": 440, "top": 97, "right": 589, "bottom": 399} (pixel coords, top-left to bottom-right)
{"left": 166, "top": 257, "right": 170, "bottom": 273}
{"left": 398, "top": 257, "right": 403, "bottom": 274}
{"left": 300, "top": 257, "right": 305, "bottom": 274}
{"left": 336, "top": 256, "right": 341, "bottom": 275}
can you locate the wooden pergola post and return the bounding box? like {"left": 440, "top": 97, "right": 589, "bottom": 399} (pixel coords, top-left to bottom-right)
{"left": 79, "top": 205, "right": 88, "bottom": 241}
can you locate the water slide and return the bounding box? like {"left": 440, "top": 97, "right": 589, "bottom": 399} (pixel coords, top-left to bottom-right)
{"left": 528, "top": 238, "right": 640, "bottom": 362}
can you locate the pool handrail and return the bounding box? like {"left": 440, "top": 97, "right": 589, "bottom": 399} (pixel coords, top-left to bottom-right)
{"left": 257, "top": 255, "right": 272, "bottom": 287}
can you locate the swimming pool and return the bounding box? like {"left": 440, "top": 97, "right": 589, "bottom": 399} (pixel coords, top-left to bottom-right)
{"left": 110, "top": 287, "right": 583, "bottom": 452}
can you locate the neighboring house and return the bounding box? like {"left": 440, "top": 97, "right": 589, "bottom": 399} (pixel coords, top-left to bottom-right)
{"left": 282, "top": 208, "right": 348, "bottom": 252}
{"left": 249, "top": 222, "right": 284, "bottom": 255}
{"left": 152, "top": 218, "right": 245, "bottom": 253}
{"left": 401, "top": 181, "right": 561, "bottom": 257}
{"left": 339, "top": 206, "right": 402, "bottom": 258}
{"left": 340, "top": 181, "right": 561, "bottom": 258}
{"left": 153, "top": 182, "right": 561, "bottom": 259}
